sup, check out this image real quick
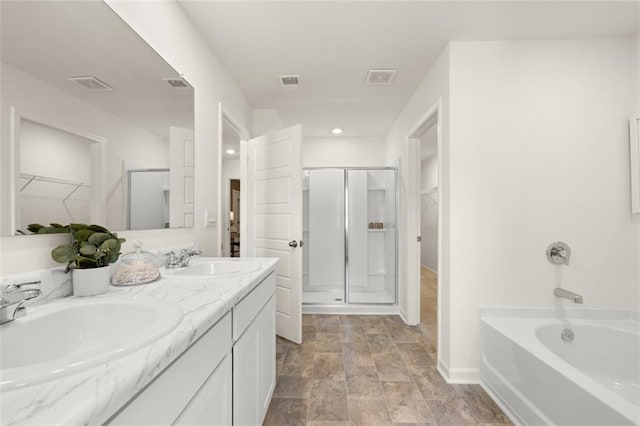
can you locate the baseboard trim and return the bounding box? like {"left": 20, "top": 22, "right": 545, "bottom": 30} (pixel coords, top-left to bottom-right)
{"left": 438, "top": 359, "right": 480, "bottom": 384}
{"left": 399, "top": 305, "right": 409, "bottom": 324}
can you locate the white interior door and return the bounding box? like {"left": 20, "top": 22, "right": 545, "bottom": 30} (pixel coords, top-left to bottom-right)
{"left": 169, "top": 126, "right": 194, "bottom": 228}
{"left": 245, "top": 125, "right": 302, "bottom": 344}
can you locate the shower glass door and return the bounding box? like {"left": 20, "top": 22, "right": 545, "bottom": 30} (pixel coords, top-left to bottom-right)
{"left": 303, "top": 169, "right": 345, "bottom": 303}
{"left": 347, "top": 169, "right": 397, "bottom": 304}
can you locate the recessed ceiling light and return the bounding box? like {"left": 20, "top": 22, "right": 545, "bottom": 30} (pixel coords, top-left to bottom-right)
{"left": 331, "top": 128, "right": 343, "bottom": 135}
{"left": 226, "top": 149, "right": 236, "bottom": 155}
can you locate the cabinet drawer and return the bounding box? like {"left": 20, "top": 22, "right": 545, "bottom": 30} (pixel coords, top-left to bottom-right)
{"left": 108, "top": 312, "right": 232, "bottom": 425}
{"left": 233, "top": 272, "right": 275, "bottom": 342}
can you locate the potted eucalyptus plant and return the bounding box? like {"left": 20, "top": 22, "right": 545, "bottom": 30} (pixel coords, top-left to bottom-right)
{"left": 48, "top": 223, "right": 125, "bottom": 296}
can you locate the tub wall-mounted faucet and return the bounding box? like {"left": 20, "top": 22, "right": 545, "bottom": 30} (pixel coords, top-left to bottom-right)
{"left": 547, "top": 241, "right": 571, "bottom": 265}
{"left": 554, "top": 287, "right": 583, "bottom": 304}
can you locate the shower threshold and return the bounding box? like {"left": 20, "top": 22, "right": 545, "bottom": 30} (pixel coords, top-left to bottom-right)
{"left": 302, "top": 303, "right": 399, "bottom": 315}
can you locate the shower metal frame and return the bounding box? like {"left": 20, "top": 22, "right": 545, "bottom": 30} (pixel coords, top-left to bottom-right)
{"left": 303, "top": 167, "right": 398, "bottom": 306}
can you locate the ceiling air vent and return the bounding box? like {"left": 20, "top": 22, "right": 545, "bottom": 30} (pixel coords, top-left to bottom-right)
{"left": 68, "top": 76, "right": 113, "bottom": 92}
{"left": 279, "top": 75, "right": 301, "bottom": 92}
{"left": 366, "top": 69, "right": 397, "bottom": 86}
{"left": 163, "top": 76, "right": 193, "bottom": 90}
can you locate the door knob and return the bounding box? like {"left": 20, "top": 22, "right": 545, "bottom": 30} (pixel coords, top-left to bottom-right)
{"left": 288, "top": 240, "right": 298, "bottom": 248}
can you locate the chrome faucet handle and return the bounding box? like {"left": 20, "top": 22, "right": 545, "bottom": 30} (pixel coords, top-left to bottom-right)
{"left": 0, "top": 283, "right": 42, "bottom": 325}
{"left": 4, "top": 280, "right": 41, "bottom": 294}
{"left": 163, "top": 251, "right": 180, "bottom": 268}
{"left": 546, "top": 241, "right": 570, "bottom": 265}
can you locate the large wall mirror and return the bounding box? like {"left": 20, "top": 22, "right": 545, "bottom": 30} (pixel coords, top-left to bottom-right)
{"left": 0, "top": 1, "right": 194, "bottom": 236}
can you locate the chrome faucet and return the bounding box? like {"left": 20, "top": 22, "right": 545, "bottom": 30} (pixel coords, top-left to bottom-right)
{"left": 554, "top": 287, "right": 583, "bottom": 304}
{"left": 0, "top": 280, "right": 42, "bottom": 325}
{"left": 164, "top": 247, "right": 202, "bottom": 269}
{"left": 547, "top": 241, "right": 571, "bottom": 265}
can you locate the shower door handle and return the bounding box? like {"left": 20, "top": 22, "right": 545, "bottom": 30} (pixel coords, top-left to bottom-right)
{"left": 288, "top": 240, "right": 298, "bottom": 248}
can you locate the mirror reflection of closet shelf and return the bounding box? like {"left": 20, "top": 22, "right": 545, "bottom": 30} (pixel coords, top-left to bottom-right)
{"left": 421, "top": 186, "right": 439, "bottom": 204}
{"left": 20, "top": 174, "right": 90, "bottom": 199}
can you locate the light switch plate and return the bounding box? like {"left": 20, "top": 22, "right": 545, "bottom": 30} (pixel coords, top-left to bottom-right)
{"left": 204, "top": 209, "right": 217, "bottom": 226}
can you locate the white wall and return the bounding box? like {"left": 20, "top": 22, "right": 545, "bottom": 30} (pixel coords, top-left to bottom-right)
{"left": 420, "top": 156, "right": 438, "bottom": 192}
{"left": 447, "top": 38, "right": 639, "bottom": 377}
{"left": 252, "top": 108, "right": 284, "bottom": 136}
{"left": 303, "top": 137, "right": 386, "bottom": 168}
{"left": 420, "top": 155, "right": 438, "bottom": 271}
{"left": 223, "top": 159, "right": 240, "bottom": 182}
{"left": 385, "top": 46, "right": 451, "bottom": 364}
{"left": 107, "top": 0, "right": 253, "bottom": 256}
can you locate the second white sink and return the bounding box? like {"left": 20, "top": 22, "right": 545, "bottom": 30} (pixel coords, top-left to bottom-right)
{"left": 160, "top": 258, "right": 262, "bottom": 279}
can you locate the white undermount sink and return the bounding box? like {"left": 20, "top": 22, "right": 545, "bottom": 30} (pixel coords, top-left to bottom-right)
{"left": 0, "top": 299, "right": 183, "bottom": 390}
{"left": 160, "top": 258, "right": 262, "bottom": 279}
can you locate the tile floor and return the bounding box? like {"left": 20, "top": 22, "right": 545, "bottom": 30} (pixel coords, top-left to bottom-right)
{"left": 265, "top": 267, "right": 512, "bottom": 425}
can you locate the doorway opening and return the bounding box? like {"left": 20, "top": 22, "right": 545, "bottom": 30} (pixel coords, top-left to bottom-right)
{"left": 418, "top": 125, "right": 438, "bottom": 347}
{"left": 217, "top": 103, "right": 249, "bottom": 257}
{"left": 406, "top": 98, "right": 444, "bottom": 369}
{"left": 229, "top": 179, "right": 240, "bottom": 257}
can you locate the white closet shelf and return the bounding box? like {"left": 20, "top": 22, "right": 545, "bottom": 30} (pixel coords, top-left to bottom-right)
{"left": 19, "top": 173, "right": 90, "bottom": 201}
{"left": 420, "top": 186, "right": 438, "bottom": 195}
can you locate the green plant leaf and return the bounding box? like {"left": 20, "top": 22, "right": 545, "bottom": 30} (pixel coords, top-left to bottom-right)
{"left": 49, "top": 223, "right": 65, "bottom": 229}
{"left": 79, "top": 244, "right": 97, "bottom": 256}
{"left": 51, "top": 244, "right": 76, "bottom": 263}
{"left": 69, "top": 223, "right": 88, "bottom": 232}
{"left": 74, "top": 229, "right": 94, "bottom": 242}
{"left": 88, "top": 224, "right": 108, "bottom": 233}
{"left": 100, "top": 238, "right": 118, "bottom": 251}
{"left": 39, "top": 226, "right": 69, "bottom": 234}
{"left": 88, "top": 232, "right": 111, "bottom": 245}
{"left": 106, "top": 252, "right": 120, "bottom": 264}
{"left": 27, "top": 223, "right": 44, "bottom": 233}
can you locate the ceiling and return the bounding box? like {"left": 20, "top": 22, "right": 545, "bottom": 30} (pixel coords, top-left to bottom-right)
{"left": 179, "top": 1, "right": 638, "bottom": 139}
{"left": 1, "top": 1, "right": 194, "bottom": 140}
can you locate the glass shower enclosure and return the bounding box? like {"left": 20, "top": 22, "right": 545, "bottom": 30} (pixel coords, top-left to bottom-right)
{"left": 303, "top": 168, "right": 397, "bottom": 307}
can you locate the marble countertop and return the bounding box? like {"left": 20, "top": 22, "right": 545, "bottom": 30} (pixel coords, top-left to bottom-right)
{"left": 1, "top": 257, "right": 278, "bottom": 425}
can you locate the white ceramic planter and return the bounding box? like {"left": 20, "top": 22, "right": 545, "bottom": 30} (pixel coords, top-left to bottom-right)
{"left": 72, "top": 267, "right": 111, "bottom": 296}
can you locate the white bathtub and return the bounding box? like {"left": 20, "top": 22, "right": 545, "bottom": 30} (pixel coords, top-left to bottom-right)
{"left": 480, "top": 308, "right": 639, "bottom": 426}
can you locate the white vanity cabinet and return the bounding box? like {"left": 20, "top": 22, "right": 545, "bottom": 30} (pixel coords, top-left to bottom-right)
{"left": 107, "top": 271, "right": 276, "bottom": 426}
{"left": 232, "top": 272, "right": 276, "bottom": 425}
{"left": 106, "top": 272, "right": 276, "bottom": 426}
{"left": 108, "top": 313, "right": 233, "bottom": 425}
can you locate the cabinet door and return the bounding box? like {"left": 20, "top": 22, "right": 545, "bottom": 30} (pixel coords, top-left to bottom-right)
{"left": 233, "top": 295, "right": 276, "bottom": 426}
{"left": 175, "top": 354, "right": 232, "bottom": 426}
